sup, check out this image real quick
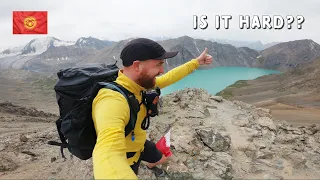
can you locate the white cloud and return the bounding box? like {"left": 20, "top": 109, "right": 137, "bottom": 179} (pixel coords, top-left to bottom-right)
{"left": 0, "top": 0, "right": 319, "bottom": 48}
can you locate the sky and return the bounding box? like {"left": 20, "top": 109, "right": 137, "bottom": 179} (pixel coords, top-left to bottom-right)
{"left": 0, "top": 0, "right": 319, "bottom": 48}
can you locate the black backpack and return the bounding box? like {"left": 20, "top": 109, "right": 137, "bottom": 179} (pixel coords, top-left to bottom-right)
{"left": 47, "top": 62, "right": 140, "bottom": 160}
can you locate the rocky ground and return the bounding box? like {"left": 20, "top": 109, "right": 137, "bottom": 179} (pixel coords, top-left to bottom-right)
{"left": 1, "top": 88, "right": 320, "bottom": 179}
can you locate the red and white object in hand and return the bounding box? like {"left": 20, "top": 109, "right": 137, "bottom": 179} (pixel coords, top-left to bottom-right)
{"left": 156, "top": 130, "right": 172, "bottom": 157}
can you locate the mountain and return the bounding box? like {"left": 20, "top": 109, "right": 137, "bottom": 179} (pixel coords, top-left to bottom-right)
{"left": 82, "top": 36, "right": 320, "bottom": 73}
{"left": 20, "top": 37, "right": 75, "bottom": 55}
{"left": 0, "top": 45, "right": 25, "bottom": 58}
{"left": 0, "top": 36, "right": 115, "bottom": 74}
{"left": 257, "top": 39, "right": 320, "bottom": 71}
{"left": 83, "top": 38, "right": 133, "bottom": 67}
{"left": 75, "top": 36, "right": 114, "bottom": 50}
{"left": 210, "top": 38, "right": 254, "bottom": 47}
{"left": 245, "top": 41, "right": 265, "bottom": 51}
{"left": 0, "top": 37, "right": 75, "bottom": 58}
{"left": 210, "top": 39, "right": 281, "bottom": 51}
{"left": 158, "top": 36, "right": 260, "bottom": 71}
{"left": 147, "top": 36, "right": 172, "bottom": 41}
{"left": 278, "top": 57, "right": 320, "bottom": 93}
{"left": 263, "top": 42, "right": 280, "bottom": 49}
{"left": 23, "top": 46, "right": 99, "bottom": 73}
{"left": 85, "top": 36, "right": 260, "bottom": 71}
{"left": 1, "top": 36, "right": 320, "bottom": 75}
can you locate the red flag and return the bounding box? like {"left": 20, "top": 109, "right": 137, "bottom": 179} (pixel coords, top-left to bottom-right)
{"left": 156, "top": 130, "right": 172, "bottom": 157}
{"left": 13, "top": 11, "right": 47, "bottom": 34}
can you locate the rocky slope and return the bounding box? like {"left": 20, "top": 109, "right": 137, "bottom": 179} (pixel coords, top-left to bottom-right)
{"left": 258, "top": 39, "right": 320, "bottom": 71}
{"left": 277, "top": 57, "right": 320, "bottom": 93}
{"left": 1, "top": 88, "right": 320, "bottom": 179}
{"left": 0, "top": 69, "right": 58, "bottom": 114}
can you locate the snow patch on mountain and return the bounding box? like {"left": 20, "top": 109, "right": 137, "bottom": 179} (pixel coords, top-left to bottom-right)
{"left": 194, "top": 40, "right": 200, "bottom": 53}
{"left": 0, "top": 37, "right": 75, "bottom": 58}
{"left": 53, "top": 40, "right": 75, "bottom": 47}
{"left": 21, "top": 37, "right": 75, "bottom": 55}
{"left": 0, "top": 46, "right": 25, "bottom": 58}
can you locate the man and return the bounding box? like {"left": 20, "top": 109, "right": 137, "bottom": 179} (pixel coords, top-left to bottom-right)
{"left": 92, "top": 38, "right": 213, "bottom": 179}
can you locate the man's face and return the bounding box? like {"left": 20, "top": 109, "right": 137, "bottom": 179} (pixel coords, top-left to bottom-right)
{"left": 137, "top": 59, "right": 165, "bottom": 89}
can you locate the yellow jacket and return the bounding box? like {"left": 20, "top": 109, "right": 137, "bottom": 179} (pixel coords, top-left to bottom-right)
{"left": 92, "top": 59, "right": 200, "bottom": 179}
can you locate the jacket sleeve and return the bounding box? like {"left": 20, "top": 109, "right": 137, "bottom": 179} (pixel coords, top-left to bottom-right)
{"left": 92, "top": 89, "right": 137, "bottom": 179}
{"left": 155, "top": 59, "right": 200, "bottom": 89}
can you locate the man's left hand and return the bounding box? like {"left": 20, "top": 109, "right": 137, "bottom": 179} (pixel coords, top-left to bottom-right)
{"left": 196, "top": 48, "right": 213, "bottom": 65}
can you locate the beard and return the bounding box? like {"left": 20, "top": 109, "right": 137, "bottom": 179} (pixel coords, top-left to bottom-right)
{"left": 137, "top": 71, "right": 156, "bottom": 89}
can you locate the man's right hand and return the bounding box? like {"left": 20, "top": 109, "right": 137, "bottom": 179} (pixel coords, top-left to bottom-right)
{"left": 196, "top": 48, "right": 213, "bottom": 65}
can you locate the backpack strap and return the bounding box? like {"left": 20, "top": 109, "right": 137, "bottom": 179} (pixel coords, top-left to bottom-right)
{"left": 48, "top": 118, "right": 68, "bottom": 158}
{"left": 100, "top": 82, "right": 139, "bottom": 141}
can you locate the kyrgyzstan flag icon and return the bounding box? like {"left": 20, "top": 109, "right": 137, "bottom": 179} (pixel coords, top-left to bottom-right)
{"left": 13, "top": 11, "right": 47, "bottom": 34}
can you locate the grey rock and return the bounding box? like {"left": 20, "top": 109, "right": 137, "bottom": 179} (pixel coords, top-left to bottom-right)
{"left": 233, "top": 114, "right": 250, "bottom": 127}
{"left": 0, "top": 156, "right": 18, "bottom": 172}
{"left": 255, "top": 142, "right": 267, "bottom": 150}
{"left": 263, "top": 173, "right": 284, "bottom": 180}
{"left": 293, "top": 142, "right": 305, "bottom": 152}
{"left": 238, "top": 144, "right": 257, "bottom": 159}
{"left": 196, "top": 129, "right": 231, "bottom": 152}
{"left": 209, "top": 96, "right": 223, "bottom": 102}
{"left": 255, "top": 108, "right": 272, "bottom": 118}
{"left": 309, "top": 155, "right": 320, "bottom": 167}
{"left": 292, "top": 129, "right": 304, "bottom": 135}
{"left": 282, "top": 152, "right": 307, "bottom": 169}
{"left": 308, "top": 124, "right": 319, "bottom": 134}
{"left": 179, "top": 102, "right": 189, "bottom": 109}
{"left": 202, "top": 108, "right": 211, "bottom": 117}
{"left": 0, "top": 144, "right": 6, "bottom": 151}
{"left": 51, "top": 157, "right": 57, "bottom": 163}
{"left": 172, "top": 94, "right": 181, "bottom": 102}
{"left": 314, "top": 132, "right": 320, "bottom": 143}
{"left": 187, "top": 91, "right": 194, "bottom": 97}
{"left": 19, "top": 134, "right": 28, "bottom": 142}
{"left": 201, "top": 93, "right": 211, "bottom": 102}
{"left": 257, "top": 117, "right": 277, "bottom": 131}
{"left": 255, "top": 150, "right": 274, "bottom": 159}
{"left": 274, "top": 159, "right": 284, "bottom": 170}
{"left": 199, "top": 150, "right": 213, "bottom": 161}
{"left": 279, "top": 124, "right": 296, "bottom": 132}
{"left": 249, "top": 165, "right": 265, "bottom": 174}
{"left": 204, "top": 159, "right": 233, "bottom": 180}
{"left": 243, "top": 127, "right": 262, "bottom": 138}
{"left": 184, "top": 111, "right": 206, "bottom": 119}
{"left": 274, "top": 134, "right": 299, "bottom": 144}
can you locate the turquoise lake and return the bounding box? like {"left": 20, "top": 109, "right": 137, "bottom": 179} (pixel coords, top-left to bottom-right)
{"left": 161, "top": 66, "right": 281, "bottom": 96}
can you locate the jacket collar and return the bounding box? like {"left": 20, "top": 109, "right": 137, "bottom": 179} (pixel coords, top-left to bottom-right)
{"left": 115, "top": 69, "right": 145, "bottom": 95}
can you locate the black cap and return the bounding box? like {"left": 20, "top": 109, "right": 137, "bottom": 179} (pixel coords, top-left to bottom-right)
{"left": 120, "top": 38, "right": 179, "bottom": 67}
